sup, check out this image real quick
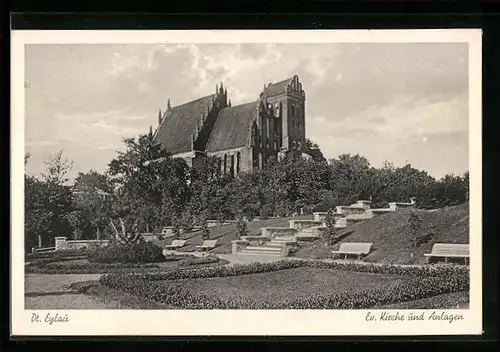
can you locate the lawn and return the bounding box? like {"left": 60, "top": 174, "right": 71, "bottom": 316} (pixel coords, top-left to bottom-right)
{"left": 169, "top": 267, "right": 412, "bottom": 302}
{"left": 98, "top": 260, "right": 469, "bottom": 309}
{"left": 295, "top": 202, "right": 469, "bottom": 264}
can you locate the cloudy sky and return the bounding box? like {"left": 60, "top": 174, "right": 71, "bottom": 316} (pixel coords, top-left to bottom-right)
{"left": 25, "top": 42, "right": 469, "bottom": 180}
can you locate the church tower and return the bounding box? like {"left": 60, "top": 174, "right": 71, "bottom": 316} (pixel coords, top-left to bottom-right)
{"left": 263, "top": 75, "right": 306, "bottom": 156}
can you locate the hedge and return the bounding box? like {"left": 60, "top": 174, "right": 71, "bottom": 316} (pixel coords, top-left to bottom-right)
{"left": 99, "top": 265, "right": 469, "bottom": 309}
{"left": 87, "top": 243, "right": 165, "bottom": 264}
{"left": 106, "top": 259, "right": 469, "bottom": 282}
{"left": 25, "top": 255, "right": 221, "bottom": 274}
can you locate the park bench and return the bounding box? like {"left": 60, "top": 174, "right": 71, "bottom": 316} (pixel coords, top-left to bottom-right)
{"left": 196, "top": 240, "right": 218, "bottom": 252}
{"left": 164, "top": 240, "right": 187, "bottom": 250}
{"left": 424, "top": 243, "right": 469, "bottom": 264}
{"left": 331, "top": 242, "right": 373, "bottom": 260}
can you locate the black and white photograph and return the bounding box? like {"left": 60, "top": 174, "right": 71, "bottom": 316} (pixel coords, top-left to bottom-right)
{"left": 11, "top": 29, "right": 482, "bottom": 336}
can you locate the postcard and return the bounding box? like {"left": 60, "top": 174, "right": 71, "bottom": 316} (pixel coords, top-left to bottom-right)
{"left": 11, "top": 28, "right": 482, "bottom": 336}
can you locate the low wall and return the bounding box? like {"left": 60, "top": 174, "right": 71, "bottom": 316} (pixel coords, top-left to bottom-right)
{"left": 389, "top": 202, "right": 415, "bottom": 211}
{"left": 55, "top": 237, "right": 111, "bottom": 251}
{"left": 261, "top": 227, "right": 297, "bottom": 237}
{"left": 313, "top": 212, "right": 327, "bottom": 221}
{"left": 241, "top": 235, "right": 271, "bottom": 246}
{"left": 367, "top": 209, "right": 395, "bottom": 217}
{"left": 335, "top": 206, "right": 366, "bottom": 215}
{"left": 289, "top": 220, "right": 324, "bottom": 230}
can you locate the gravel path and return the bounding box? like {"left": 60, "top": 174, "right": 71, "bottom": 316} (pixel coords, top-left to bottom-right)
{"left": 25, "top": 274, "right": 120, "bottom": 309}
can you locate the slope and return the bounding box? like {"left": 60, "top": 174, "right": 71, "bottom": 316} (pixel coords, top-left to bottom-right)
{"left": 294, "top": 202, "right": 469, "bottom": 265}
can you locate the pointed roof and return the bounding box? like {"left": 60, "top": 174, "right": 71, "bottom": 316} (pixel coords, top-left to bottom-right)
{"left": 264, "top": 77, "right": 294, "bottom": 98}
{"left": 206, "top": 101, "right": 259, "bottom": 152}
{"left": 154, "top": 95, "right": 213, "bottom": 154}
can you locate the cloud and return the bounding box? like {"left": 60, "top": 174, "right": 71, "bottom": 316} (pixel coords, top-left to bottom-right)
{"left": 24, "top": 42, "right": 469, "bottom": 179}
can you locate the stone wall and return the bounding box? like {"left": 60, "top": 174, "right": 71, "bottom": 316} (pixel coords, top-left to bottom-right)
{"left": 261, "top": 227, "right": 297, "bottom": 237}
{"left": 55, "top": 237, "right": 111, "bottom": 251}
{"left": 289, "top": 219, "right": 325, "bottom": 230}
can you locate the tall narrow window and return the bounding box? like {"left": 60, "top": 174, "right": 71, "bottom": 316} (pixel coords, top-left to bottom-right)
{"left": 217, "top": 158, "right": 222, "bottom": 175}
{"left": 223, "top": 154, "right": 227, "bottom": 175}
{"left": 236, "top": 152, "right": 241, "bottom": 174}
{"left": 230, "top": 155, "right": 235, "bottom": 177}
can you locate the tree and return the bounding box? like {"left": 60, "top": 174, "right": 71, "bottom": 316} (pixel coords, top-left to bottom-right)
{"left": 408, "top": 210, "right": 422, "bottom": 247}
{"left": 41, "top": 149, "right": 74, "bottom": 185}
{"left": 109, "top": 218, "right": 144, "bottom": 244}
{"left": 324, "top": 208, "right": 337, "bottom": 245}
{"left": 74, "top": 170, "right": 114, "bottom": 194}
{"left": 235, "top": 212, "right": 248, "bottom": 238}
{"left": 304, "top": 138, "right": 327, "bottom": 163}
{"left": 66, "top": 210, "right": 84, "bottom": 240}
{"left": 108, "top": 133, "right": 190, "bottom": 230}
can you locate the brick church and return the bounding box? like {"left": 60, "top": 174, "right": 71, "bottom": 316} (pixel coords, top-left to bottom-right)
{"left": 152, "top": 75, "right": 307, "bottom": 175}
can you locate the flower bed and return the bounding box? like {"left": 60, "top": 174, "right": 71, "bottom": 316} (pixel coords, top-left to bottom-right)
{"left": 25, "top": 255, "right": 222, "bottom": 274}
{"left": 99, "top": 259, "right": 469, "bottom": 309}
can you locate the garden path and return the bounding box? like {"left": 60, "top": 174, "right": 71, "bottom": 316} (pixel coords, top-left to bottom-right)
{"left": 24, "top": 273, "right": 119, "bottom": 309}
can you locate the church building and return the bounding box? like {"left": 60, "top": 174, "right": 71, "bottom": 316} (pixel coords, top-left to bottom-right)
{"left": 152, "top": 75, "right": 306, "bottom": 175}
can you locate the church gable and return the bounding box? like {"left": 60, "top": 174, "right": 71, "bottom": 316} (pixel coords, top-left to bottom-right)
{"left": 206, "top": 101, "right": 259, "bottom": 152}
{"left": 154, "top": 95, "right": 213, "bottom": 154}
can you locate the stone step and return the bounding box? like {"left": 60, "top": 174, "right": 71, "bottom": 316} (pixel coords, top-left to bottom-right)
{"left": 271, "top": 239, "right": 296, "bottom": 244}
{"left": 238, "top": 249, "right": 283, "bottom": 257}
{"left": 245, "top": 246, "right": 282, "bottom": 252}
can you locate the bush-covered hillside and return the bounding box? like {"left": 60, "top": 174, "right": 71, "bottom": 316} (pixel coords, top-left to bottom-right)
{"left": 294, "top": 202, "right": 469, "bottom": 264}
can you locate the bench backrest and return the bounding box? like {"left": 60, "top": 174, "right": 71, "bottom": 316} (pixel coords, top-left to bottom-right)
{"left": 170, "top": 240, "right": 186, "bottom": 247}
{"left": 431, "top": 243, "right": 469, "bottom": 256}
{"left": 338, "top": 242, "right": 373, "bottom": 254}
{"left": 202, "top": 240, "right": 218, "bottom": 248}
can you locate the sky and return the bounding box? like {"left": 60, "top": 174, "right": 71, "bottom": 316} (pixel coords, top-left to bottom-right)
{"left": 24, "top": 42, "right": 469, "bottom": 180}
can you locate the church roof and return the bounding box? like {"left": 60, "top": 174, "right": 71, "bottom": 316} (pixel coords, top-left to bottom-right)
{"left": 206, "top": 101, "right": 259, "bottom": 152}
{"left": 264, "top": 77, "right": 294, "bottom": 98}
{"left": 154, "top": 95, "right": 213, "bottom": 154}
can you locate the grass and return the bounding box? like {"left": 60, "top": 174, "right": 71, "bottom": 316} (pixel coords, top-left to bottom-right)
{"left": 146, "top": 267, "right": 412, "bottom": 303}
{"left": 376, "top": 291, "right": 469, "bottom": 309}
{"left": 70, "top": 280, "right": 172, "bottom": 309}
{"left": 154, "top": 215, "right": 311, "bottom": 254}
{"left": 295, "top": 202, "right": 469, "bottom": 264}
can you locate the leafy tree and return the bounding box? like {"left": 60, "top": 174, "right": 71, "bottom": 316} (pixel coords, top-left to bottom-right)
{"left": 108, "top": 133, "right": 190, "bottom": 230}
{"left": 66, "top": 210, "right": 84, "bottom": 240}
{"left": 74, "top": 170, "right": 114, "bottom": 194}
{"left": 304, "top": 138, "right": 327, "bottom": 163}
{"left": 408, "top": 210, "right": 422, "bottom": 247}
{"left": 324, "top": 208, "right": 337, "bottom": 245}
{"left": 235, "top": 212, "right": 248, "bottom": 238}
{"left": 24, "top": 151, "right": 74, "bottom": 251}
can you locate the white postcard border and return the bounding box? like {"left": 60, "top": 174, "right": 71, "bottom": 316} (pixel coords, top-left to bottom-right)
{"left": 11, "top": 29, "right": 482, "bottom": 336}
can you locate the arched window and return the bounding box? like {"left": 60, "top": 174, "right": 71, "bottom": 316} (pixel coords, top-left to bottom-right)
{"left": 223, "top": 154, "right": 227, "bottom": 175}
{"left": 236, "top": 152, "right": 241, "bottom": 174}
{"left": 230, "top": 154, "right": 235, "bottom": 177}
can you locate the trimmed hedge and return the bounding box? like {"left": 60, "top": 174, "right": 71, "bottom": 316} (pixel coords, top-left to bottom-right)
{"left": 88, "top": 243, "right": 165, "bottom": 264}
{"left": 108, "top": 259, "right": 469, "bottom": 282}
{"left": 99, "top": 259, "right": 470, "bottom": 309}
{"left": 25, "top": 255, "right": 222, "bottom": 274}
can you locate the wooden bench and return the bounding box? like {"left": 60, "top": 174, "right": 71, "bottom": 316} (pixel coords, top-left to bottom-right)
{"left": 196, "top": 240, "right": 218, "bottom": 252}
{"left": 424, "top": 243, "right": 469, "bottom": 264}
{"left": 164, "top": 240, "right": 187, "bottom": 250}
{"left": 331, "top": 242, "right": 373, "bottom": 260}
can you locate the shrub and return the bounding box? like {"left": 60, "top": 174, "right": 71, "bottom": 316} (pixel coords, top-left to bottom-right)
{"left": 323, "top": 208, "right": 337, "bottom": 245}
{"left": 88, "top": 242, "right": 165, "bottom": 264}
{"left": 235, "top": 213, "right": 248, "bottom": 238}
